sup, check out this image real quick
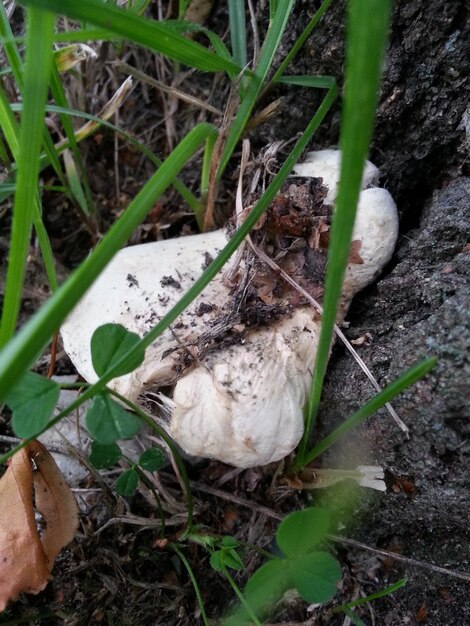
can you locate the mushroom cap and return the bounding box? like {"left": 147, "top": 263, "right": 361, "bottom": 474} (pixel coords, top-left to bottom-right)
{"left": 61, "top": 230, "right": 228, "bottom": 400}
{"left": 61, "top": 150, "right": 398, "bottom": 467}
{"left": 292, "top": 148, "right": 379, "bottom": 204}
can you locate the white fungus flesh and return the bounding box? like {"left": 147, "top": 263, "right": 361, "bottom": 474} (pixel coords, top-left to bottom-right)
{"left": 61, "top": 150, "right": 398, "bottom": 468}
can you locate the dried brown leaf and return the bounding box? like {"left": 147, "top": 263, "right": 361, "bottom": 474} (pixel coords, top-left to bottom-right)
{"left": 0, "top": 447, "right": 50, "bottom": 611}
{"left": 0, "top": 441, "right": 79, "bottom": 612}
{"left": 30, "top": 441, "right": 79, "bottom": 566}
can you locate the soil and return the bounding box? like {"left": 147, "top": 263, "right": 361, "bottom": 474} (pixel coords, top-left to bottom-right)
{"left": 1, "top": 0, "right": 469, "bottom": 625}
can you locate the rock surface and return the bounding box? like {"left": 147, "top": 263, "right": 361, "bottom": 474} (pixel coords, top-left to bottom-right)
{"left": 319, "top": 178, "right": 470, "bottom": 625}
{"left": 264, "top": 0, "right": 470, "bottom": 222}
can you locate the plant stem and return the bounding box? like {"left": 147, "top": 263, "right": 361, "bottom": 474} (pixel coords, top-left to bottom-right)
{"left": 223, "top": 566, "right": 261, "bottom": 626}
{"left": 111, "top": 390, "right": 193, "bottom": 532}
{"left": 171, "top": 544, "right": 210, "bottom": 626}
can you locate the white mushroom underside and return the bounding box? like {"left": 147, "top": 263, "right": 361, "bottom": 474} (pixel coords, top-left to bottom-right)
{"left": 61, "top": 150, "right": 398, "bottom": 468}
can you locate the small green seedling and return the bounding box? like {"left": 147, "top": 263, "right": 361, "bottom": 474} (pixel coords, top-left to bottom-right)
{"left": 89, "top": 444, "right": 165, "bottom": 497}
{"left": 223, "top": 507, "right": 341, "bottom": 625}
{"left": 88, "top": 441, "right": 122, "bottom": 469}
{"left": 210, "top": 536, "right": 245, "bottom": 572}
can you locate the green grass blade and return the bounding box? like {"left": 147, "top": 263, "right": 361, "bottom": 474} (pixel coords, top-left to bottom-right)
{"left": 0, "top": 7, "right": 55, "bottom": 347}
{"left": 301, "top": 358, "right": 437, "bottom": 466}
{"left": 0, "top": 82, "right": 58, "bottom": 292}
{"left": 297, "top": 0, "right": 393, "bottom": 463}
{"left": 53, "top": 23, "right": 234, "bottom": 68}
{"left": 339, "top": 578, "right": 407, "bottom": 610}
{"left": 163, "top": 20, "right": 234, "bottom": 66}
{"left": 217, "top": 0, "right": 295, "bottom": 178}
{"left": 276, "top": 75, "right": 335, "bottom": 88}
{"left": 0, "top": 4, "right": 23, "bottom": 87}
{"left": 53, "top": 28, "right": 116, "bottom": 43}
{"left": 268, "top": 0, "right": 333, "bottom": 88}
{"left": 31, "top": 198, "right": 59, "bottom": 291}
{"left": 171, "top": 545, "right": 210, "bottom": 626}
{"left": 0, "top": 83, "right": 336, "bottom": 412}
{"left": 0, "top": 183, "right": 16, "bottom": 194}
{"left": 269, "top": 0, "right": 278, "bottom": 22}
{"left": 50, "top": 64, "right": 95, "bottom": 216}
{"left": 178, "top": 0, "right": 190, "bottom": 19}
{"left": 6, "top": 102, "right": 201, "bottom": 213}
{"left": 0, "top": 81, "right": 20, "bottom": 155}
{"left": 0, "top": 123, "right": 217, "bottom": 399}
{"left": 0, "top": 135, "right": 10, "bottom": 165}
{"left": 229, "top": 0, "right": 247, "bottom": 67}
{"left": 19, "top": 0, "right": 241, "bottom": 75}
{"left": 336, "top": 608, "right": 366, "bottom": 626}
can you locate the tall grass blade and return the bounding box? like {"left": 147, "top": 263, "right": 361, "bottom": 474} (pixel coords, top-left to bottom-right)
{"left": 302, "top": 358, "right": 437, "bottom": 465}
{"left": 0, "top": 81, "right": 20, "bottom": 155}
{"left": 19, "top": 0, "right": 241, "bottom": 75}
{"left": 53, "top": 28, "right": 116, "bottom": 43}
{"left": 229, "top": 0, "right": 247, "bottom": 67}
{"left": 337, "top": 578, "right": 407, "bottom": 611}
{"left": 297, "top": 0, "right": 393, "bottom": 464}
{"left": 50, "top": 64, "right": 95, "bottom": 216}
{"left": 163, "top": 20, "right": 234, "bottom": 66}
{"left": 0, "top": 8, "right": 55, "bottom": 347}
{"left": 0, "top": 83, "right": 58, "bottom": 292}
{"left": 0, "top": 4, "right": 23, "bottom": 86}
{"left": 217, "top": 0, "right": 295, "bottom": 178}
{"left": 178, "top": 0, "right": 190, "bottom": 19}
{"left": 277, "top": 75, "right": 335, "bottom": 88}
{"left": 268, "top": 0, "right": 333, "bottom": 88}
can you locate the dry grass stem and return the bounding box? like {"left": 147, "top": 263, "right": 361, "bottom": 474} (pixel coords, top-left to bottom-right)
{"left": 114, "top": 61, "right": 223, "bottom": 115}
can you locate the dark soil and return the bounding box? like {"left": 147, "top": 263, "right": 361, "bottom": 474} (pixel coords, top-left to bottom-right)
{"left": 1, "top": 0, "right": 469, "bottom": 625}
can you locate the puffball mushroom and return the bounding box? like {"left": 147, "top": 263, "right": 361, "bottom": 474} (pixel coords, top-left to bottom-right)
{"left": 61, "top": 150, "right": 398, "bottom": 468}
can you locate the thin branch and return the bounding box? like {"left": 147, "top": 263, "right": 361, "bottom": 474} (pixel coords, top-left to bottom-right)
{"left": 189, "top": 481, "right": 470, "bottom": 583}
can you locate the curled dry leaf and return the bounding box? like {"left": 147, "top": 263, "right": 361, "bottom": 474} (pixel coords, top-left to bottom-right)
{"left": 0, "top": 440, "right": 79, "bottom": 612}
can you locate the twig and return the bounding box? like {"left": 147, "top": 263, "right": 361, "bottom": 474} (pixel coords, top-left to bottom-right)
{"left": 93, "top": 513, "right": 184, "bottom": 536}
{"left": 190, "top": 481, "right": 470, "bottom": 583}
{"left": 330, "top": 535, "right": 470, "bottom": 583}
{"left": 47, "top": 332, "right": 59, "bottom": 378}
{"left": 114, "top": 61, "right": 223, "bottom": 116}
{"left": 247, "top": 0, "right": 260, "bottom": 66}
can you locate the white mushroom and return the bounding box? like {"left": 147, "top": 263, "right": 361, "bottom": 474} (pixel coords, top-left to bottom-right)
{"left": 61, "top": 150, "right": 398, "bottom": 468}
{"left": 292, "top": 148, "right": 380, "bottom": 204}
